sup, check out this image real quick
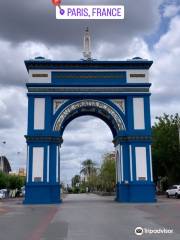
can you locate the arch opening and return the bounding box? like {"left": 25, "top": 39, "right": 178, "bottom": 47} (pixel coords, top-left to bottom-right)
{"left": 60, "top": 115, "right": 116, "bottom": 196}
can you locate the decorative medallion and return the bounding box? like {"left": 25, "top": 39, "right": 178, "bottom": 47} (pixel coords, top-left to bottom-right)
{"left": 53, "top": 99, "right": 67, "bottom": 114}
{"left": 111, "top": 99, "right": 125, "bottom": 114}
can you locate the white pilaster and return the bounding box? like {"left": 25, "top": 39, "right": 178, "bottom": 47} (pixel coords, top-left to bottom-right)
{"left": 129, "top": 145, "right": 133, "bottom": 181}
{"left": 47, "top": 146, "right": 50, "bottom": 182}
{"left": 58, "top": 146, "right": 60, "bottom": 182}
{"left": 116, "top": 150, "right": 121, "bottom": 183}
{"left": 34, "top": 98, "right": 45, "bottom": 130}
{"left": 56, "top": 146, "right": 59, "bottom": 182}
{"left": 135, "top": 147, "right": 147, "bottom": 181}
{"left": 120, "top": 145, "right": 124, "bottom": 182}
{"left": 133, "top": 98, "right": 145, "bottom": 129}
{"left": 149, "top": 146, "right": 153, "bottom": 182}
{"left": 32, "top": 147, "right": 44, "bottom": 182}
{"left": 26, "top": 146, "right": 29, "bottom": 182}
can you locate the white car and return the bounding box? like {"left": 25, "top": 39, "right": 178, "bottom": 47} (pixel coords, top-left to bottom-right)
{"left": 166, "top": 185, "right": 180, "bottom": 198}
{"left": 0, "top": 190, "right": 5, "bottom": 199}
{"left": 21, "top": 186, "right": 25, "bottom": 197}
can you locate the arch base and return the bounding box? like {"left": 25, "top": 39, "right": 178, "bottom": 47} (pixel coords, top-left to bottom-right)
{"left": 23, "top": 184, "right": 62, "bottom": 204}
{"left": 115, "top": 182, "right": 156, "bottom": 203}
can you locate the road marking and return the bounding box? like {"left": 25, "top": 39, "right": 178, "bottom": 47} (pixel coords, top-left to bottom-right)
{"left": 28, "top": 207, "right": 58, "bottom": 240}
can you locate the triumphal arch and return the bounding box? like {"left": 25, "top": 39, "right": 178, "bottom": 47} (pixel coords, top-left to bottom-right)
{"left": 24, "top": 30, "right": 156, "bottom": 204}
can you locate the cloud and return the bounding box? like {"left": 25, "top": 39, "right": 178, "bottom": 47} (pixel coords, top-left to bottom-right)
{"left": 1, "top": 0, "right": 180, "bottom": 184}
{"left": 163, "top": 3, "right": 180, "bottom": 18}
{"left": 0, "top": 87, "right": 27, "bottom": 128}
{"left": 0, "top": 0, "right": 162, "bottom": 47}
{"left": 0, "top": 40, "right": 80, "bottom": 86}
{"left": 0, "top": 86, "right": 27, "bottom": 170}
{"left": 151, "top": 15, "right": 180, "bottom": 112}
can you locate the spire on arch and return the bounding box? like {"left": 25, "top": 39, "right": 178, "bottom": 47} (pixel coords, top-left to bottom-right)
{"left": 83, "top": 27, "right": 92, "bottom": 60}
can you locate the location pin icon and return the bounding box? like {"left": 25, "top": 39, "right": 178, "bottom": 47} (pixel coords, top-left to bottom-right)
{"left": 51, "top": 0, "right": 63, "bottom": 10}
{"left": 60, "top": 9, "right": 65, "bottom": 15}
{"left": 52, "top": 0, "right": 62, "bottom": 6}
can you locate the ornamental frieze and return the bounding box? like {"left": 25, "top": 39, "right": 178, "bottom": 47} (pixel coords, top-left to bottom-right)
{"left": 53, "top": 100, "right": 125, "bottom": 131}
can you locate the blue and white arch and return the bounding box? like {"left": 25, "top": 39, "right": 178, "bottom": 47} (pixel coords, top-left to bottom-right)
{"left": 24, "top": 57, "right": 156, "bottom": 204}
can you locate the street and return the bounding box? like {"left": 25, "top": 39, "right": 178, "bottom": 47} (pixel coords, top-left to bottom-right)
{"left": 0, "top": 194, "right": 180, "bottom": 240}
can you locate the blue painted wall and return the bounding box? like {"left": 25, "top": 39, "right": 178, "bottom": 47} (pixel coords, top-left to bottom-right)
{"left": 24, "top": 59, "right": 155, "bottom": 204}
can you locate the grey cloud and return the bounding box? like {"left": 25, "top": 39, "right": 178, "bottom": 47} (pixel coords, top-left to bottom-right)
{"left": 0, "top": 40, "right": 81, "bottom": 86}
{"left": 0, "top": 116, "right": 14, "bottom": 129}
{"left": 0, "top": 127, "right": 27, "bottom": 170}
{"left": 0, "top": 0, "right": 161, "bottom": 47}
{"left": 0, "top": 87, "right": 27, "bottom": 129}
{"left": 0, "top": 0, "right": 162, "bottom": 87}
{"left": 151, "top": 87, "right": 180, "bottom": 105}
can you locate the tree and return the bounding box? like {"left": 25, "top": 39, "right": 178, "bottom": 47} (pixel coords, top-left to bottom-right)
{"left": 80, "top": 159, "right": 98, "bottom": 191}
{"left": 152, "top": 113, "right": 180, "bottom": 187}
{"left": 80, "top": 159, "right": 97, "bottom": 177}
{"left": 71, "top": 175, "right": 80, "bottom": 187}
{"left": 0, "top": 172, "right": 25, "bottom": 190}
{"left": 0, "top": 172, "right": 8, "bottom": 189}
{"left": 99, "top": 153, "right": 116, "bottom": 192}
{"left": 8, "top": 175, "right": 25, "bottom": 190}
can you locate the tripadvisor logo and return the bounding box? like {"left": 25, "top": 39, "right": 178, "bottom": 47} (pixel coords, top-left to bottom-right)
{"left": 51, "top": 0, "right": 125, "bottom": 20}
{"left": 135, "top": 227, "right": 144, "bottom": 236}
{"left": 135, "top": 227, "right": 173, "bottom": 236}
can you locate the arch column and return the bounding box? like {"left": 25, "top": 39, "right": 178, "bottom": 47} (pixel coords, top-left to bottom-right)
{"left": 114, "top": 136, "right": 156, "bottom": 202}
{"left": 24, "top": 136, "right": 62, "bottom": 204}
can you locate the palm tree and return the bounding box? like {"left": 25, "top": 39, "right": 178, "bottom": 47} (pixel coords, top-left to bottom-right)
{"left": 80, "top": 159, "right": 97, "bottom": 191}
{"left": 80, "top": 159, "right": 97, "bottom": 177}
{"left": 71, "top": 175, "right": 80, "bottom": 188}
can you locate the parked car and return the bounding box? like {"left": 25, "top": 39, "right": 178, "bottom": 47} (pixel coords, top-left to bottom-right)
{"left": 1, "top": 189, "right": 8, "bottom": 198}
{"left": 166, "top": 185, "right": 180, "bottom": 198}
{"left": 0, "top": 190, "right": 5, "bottom": 199}
{"left": 20, "top": 186, "right": 25, "bottom": 197}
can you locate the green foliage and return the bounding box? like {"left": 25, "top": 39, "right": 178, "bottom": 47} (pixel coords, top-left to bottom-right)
{"left": 0, "top": 172, "right": 8, "bottom": 189}
{"left": 8, "top": 175, "right": 25, "bottom": 190}
{"left": 71, "top": 153, "right": 116, "bottom": 194}
{"left": 152, "top": 113, "right": 180, "bottom": 186}
{"left": 80, "top": 159, "right": 97, "bottom": 176}
{"left": 72, "top": 186, "right": 80, "bottom": 193}
{"left": 99, "top": 153, "right": 116, "bottom": 192}
{"left": 71, "top": 174, "right": 80, "bottom": 187}
{"left": 0, "top": 172, "right": 25, "bottom": 190}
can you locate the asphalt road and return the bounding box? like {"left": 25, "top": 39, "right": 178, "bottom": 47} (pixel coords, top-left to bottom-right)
{"left": 0, "top": 194, "right": 180, "bottom": 240}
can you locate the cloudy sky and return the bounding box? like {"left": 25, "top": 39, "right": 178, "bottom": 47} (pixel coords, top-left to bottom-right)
{"left": 0, "top": 0, "right": 180, "bottom": 184}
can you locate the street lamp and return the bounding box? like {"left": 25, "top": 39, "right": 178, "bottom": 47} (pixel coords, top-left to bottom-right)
{"left": 1, "top": 140, "right": 6, "bottom": 156}
{"left": 0, "top": 141, "right": 6, "bottom": 171}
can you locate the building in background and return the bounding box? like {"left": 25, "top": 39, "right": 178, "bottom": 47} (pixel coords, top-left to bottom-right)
{"left": 0, "top": 156, "right": 11, "bottom": 174}
{"left": 18, "top": 168, "right": 26, "bottom": 177}
{"left": 9, "top": 168, "right": 26, "bottom": 177}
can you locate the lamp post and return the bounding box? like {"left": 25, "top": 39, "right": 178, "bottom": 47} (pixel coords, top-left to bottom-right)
{"left": 0, "top": 141, "right": 6, "bottom": 171}
{"left": 17, "top": 152, "right": 21, "bottom": 174}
